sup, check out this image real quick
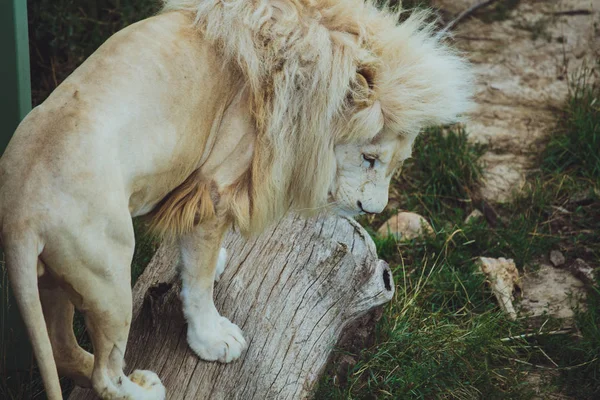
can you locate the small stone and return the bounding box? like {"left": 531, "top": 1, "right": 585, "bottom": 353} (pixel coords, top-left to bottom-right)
{"left": 570, "top": 259, "right": 595, "bottom": 285}
{"left": 479, "top": 158, "right": 525, "bottom": 204}
{"left": 377, "top": 212, "right": 434, "bottom": 241}
{"left": 477, "top": 257, "right": 521, "bottom": 320}
{"left": 464, "top": 209, "right": 484, "bottom": 224}
{"left": 549, "top": 250, "right": 565, "bottom": 267}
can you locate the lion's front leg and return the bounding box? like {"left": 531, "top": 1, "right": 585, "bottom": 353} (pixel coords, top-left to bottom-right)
{"left": 178, "top": 218, "right": 247, "bottom": 363}
{"left": 214, "top": 247, "right": 228, "bottom": 283}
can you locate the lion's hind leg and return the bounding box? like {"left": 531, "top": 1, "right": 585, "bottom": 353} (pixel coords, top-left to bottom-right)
{"left": 39, "top": 282, "right": 94, "bottom": 388}
{"left": 42, "top": 212, "right": 166, "bottom": 400}
{"left": 78, "top": 247, "right": 166, "bottom": 400}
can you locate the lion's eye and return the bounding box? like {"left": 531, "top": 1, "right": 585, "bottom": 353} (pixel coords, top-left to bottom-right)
{"left": 362, "top": 154, "right": 376, "bottom": 168}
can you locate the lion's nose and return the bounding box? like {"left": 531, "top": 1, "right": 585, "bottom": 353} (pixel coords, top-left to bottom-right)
{"left": 357, "top": 201, "right": 377, "bottom": 215}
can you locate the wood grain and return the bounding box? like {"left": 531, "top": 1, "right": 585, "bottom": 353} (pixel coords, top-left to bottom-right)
{"left": 70, "top": 214, "right": 393, "bottom": 400}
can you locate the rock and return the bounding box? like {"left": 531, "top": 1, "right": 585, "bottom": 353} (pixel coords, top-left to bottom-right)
{"left": 377, "top": 212, "right": 434, "bottom": 241}
{"left": 570, "top": 258, "right": 595, "bottom": 285}
{"left": 477, "top": 257, "right": 521, "bottom": 320}
{"left": 549, "top": 250, "right": 565, "bottom": 267}
{"left": 479, "top": 159, "right": 526, "bottom": 203}
{"left": 464, "top": 209, "right": 484, "bottom": 224}
{"left": 519, "top": 264, "right": 586, "bottom": 320}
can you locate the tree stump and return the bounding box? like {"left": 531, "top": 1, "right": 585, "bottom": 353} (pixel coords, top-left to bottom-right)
{"left": 69, "top": 214, "right": 393, "bottom": 399}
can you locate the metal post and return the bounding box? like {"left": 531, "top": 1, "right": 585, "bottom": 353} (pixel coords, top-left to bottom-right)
{"left": 0, "top": 0, "right": 33, "bottom": 372}
{"left": 1, "top": 0, "right": 32, "bottom": 149}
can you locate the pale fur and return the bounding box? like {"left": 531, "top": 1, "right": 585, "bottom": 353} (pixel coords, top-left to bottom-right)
{"left": 0, "top": 2, "right": 472, "bottom": 399}
{"left": 155, "top": 0, "right": 473, "bottom": 235}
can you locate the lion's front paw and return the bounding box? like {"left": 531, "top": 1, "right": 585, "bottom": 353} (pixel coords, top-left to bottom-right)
{"left": 187, "top": 315, "right": 247, "bottom": 363}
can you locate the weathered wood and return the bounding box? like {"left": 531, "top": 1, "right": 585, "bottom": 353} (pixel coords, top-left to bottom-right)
{"left": 70, "top": 214, "right": 393, "bottom": 399}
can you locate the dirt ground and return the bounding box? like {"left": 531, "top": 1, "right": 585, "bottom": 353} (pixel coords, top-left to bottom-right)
{"left": 433, "top": 0, "right": 599, "bottom": 202}
{"left": 429, "top": 2, "right": 598, "bottom": 394}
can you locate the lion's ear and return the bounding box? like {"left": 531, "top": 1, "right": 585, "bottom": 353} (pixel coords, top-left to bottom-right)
{"left": 351, "top": 68, "right": 375, "bottom": 109}
{"left": 358, "top": 67, "right": 375, "bottom": 89}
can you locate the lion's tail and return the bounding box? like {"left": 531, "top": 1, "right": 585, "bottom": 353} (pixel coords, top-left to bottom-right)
{"left": 4, "top": 235, "right": 62, "bottom": 399}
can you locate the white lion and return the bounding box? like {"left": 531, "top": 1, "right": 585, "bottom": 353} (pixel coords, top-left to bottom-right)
{"left": 0, "top": 0, "right": 472, "bottom": 399}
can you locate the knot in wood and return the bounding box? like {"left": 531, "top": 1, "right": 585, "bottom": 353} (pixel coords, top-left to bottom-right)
{"left": 143, "top": 282, "right": 174, "bottom": 328}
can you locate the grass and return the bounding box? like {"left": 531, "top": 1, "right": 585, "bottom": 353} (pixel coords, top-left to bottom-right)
{"left": 534, "top": 67, "right": 600, "bottom": 398}
{"left": 395, "top": 126, "right": 486, "bottom": 223}
{"left": 28, "top": 0, "right": 160, "bottom": 106}
{"left": 542, "top": 70, "right": 600, "bottom": 183}
{"left": 132, "top": 218, "right": 161, "bottom": 283}
{"left": 3, "top": 1, "right": 599, "bottom": 399}
{"left": 316, "top": 67, "right": 600, "bottom": 399}
{"left": 362, "top": 126, "right": 556, "bottom": 268}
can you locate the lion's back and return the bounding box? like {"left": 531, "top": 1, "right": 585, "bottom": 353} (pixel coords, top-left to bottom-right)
{"left": 0, "top": 10, "right": 238, "bottom": 236}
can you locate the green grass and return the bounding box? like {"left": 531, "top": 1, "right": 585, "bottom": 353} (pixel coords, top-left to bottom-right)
{"left": 4, "top": 1, "right": 599, "bottom": 399}
{"left": 28, "top": 0, "right": 160, "bottom": 105}
{"left": 132, "top": 218, "right": 161, "bottom": 283}
{"left": 317, "top": 230, "right": 537, "bottom": 399}
{"left": 398, "top": 127, "right": 486, "bottom": 222}
{"left": 317, "top": 68, "right": 600, "bottom": 399}
{"left": 542, "top": 69, "right": 600, "bottom": 183}
{"left": 533, "top": 67, "right": 600, "bottom": 399}
{"left": 362, "top": 126, "right": 556, "bottom": 267}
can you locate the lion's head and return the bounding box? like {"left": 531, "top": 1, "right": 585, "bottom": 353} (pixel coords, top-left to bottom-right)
{"left": 160, "top": 0, "right": 473, "bottom": 235}
{"left": 331, "top": 131, "right": 411, "bottom": 216}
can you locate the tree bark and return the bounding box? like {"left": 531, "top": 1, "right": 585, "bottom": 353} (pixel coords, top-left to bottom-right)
{"left": 69, "top": 213, "right": 394, "bottom": 400}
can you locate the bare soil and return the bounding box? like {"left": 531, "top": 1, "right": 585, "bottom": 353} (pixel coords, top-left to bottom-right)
{"left": 433, "top": 0, "right": 599, "bottom": 202}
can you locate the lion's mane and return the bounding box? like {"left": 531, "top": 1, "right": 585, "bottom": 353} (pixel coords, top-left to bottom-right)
{"left": 152, "top": 0, "right": 473, "bottom": 236}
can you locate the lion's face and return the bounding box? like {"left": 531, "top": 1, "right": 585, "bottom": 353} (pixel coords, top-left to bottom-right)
{"left": 331, "top": 132, "right": 414, "bottom": 217}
